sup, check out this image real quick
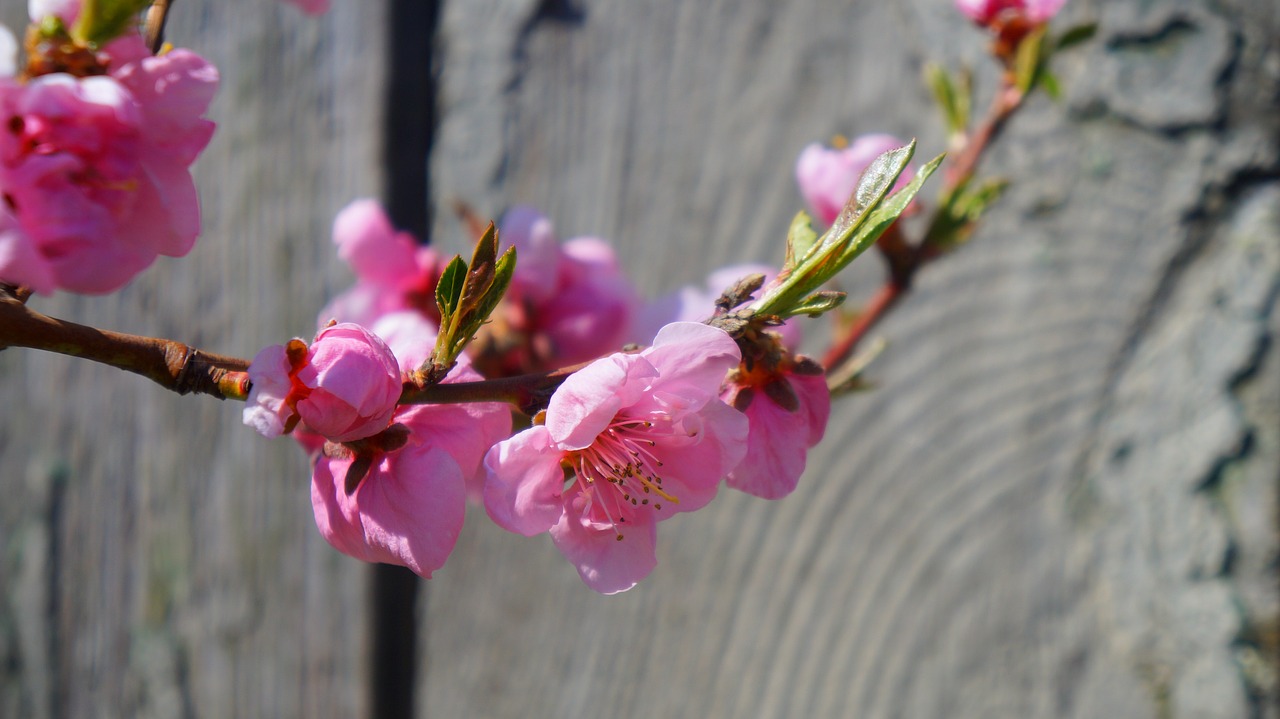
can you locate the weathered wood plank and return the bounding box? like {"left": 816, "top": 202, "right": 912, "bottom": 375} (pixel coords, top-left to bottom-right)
{"left": 423, "top": 1, "right": 1278, "bottom": 717}
{"left": 0, "top": 4, "right": 390, "bottom": 717}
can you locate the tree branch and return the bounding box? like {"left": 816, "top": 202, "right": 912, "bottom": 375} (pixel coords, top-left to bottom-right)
{"left": 0, "top": 293, "right": 249, "bottom": 400}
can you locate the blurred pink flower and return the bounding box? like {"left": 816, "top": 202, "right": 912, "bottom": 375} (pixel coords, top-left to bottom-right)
{"left": 795, "top": 134, "right": 914, "bottom": 227}
{"left": 0, "top": 33, "right": 217, "bottom": 294}
{"left": 955, "top": 0, "right": 1067, "bottom": 26}
{"left": 482, "top": 205, "right": 637, "bottom": 373}
{"left": 484, "top": 322, "right": 748, "bottom": 593}
{"left": 244, "top": 323, "right": 402, "bottom": 443}
{"left": 28, "top": 0, "right": 80, "bottom": 24}
{"left": 282, "top": 0, "right": 331, "bottom": 15}
{"left": 722, "top": 370, "right": 830, "bottom": 499}
{"left": 318, "top": 199, "right": 443, "bottom": 328}
{"left": 634, "top": 263, "right": 802, "bottom": 349}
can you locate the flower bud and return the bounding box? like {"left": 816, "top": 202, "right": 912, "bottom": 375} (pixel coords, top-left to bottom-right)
{"left": 244, "top": 323, "right": 402, "bottom": 443}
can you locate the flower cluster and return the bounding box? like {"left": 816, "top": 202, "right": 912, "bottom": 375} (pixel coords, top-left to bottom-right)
{"left": 0, "top": 3, "right": 217, "bottom": 294}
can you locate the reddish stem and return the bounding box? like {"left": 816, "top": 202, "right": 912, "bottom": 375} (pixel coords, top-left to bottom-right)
{"left": 824, "top": 75, "right": 1026, "bottom": 370}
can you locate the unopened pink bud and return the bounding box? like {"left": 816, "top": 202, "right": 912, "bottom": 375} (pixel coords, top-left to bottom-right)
{"left": 244, "top": 323, "right": 402, "bottom": 443}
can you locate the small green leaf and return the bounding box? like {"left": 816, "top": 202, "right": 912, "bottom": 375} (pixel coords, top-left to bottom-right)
{"left": 1040, "top": 71, "right": 1062, "bottom": 101}
{"left": 924, "top": 177, "right": 1008, "bottom": 249}
{"left": 784, "top": 211, "right": 820, "bottom": 268}
{"left": 752, "top": 141, "right": 928, "bottom": 319}
{"left": 1056, "top": 22, "right": 1098, "bottom": 51}
{"left": 1014, "top": 25, "right": 1049, "bottom": 95}
{"left": 456, "top": 222, "right": 499, "bottom": 321}
{"left": 834, "top": 152, "right": 944, "bottom": 268}
{"left": 460, "top": 245, "right": 516, "bottom": 345}
{"left": 924, "top": 63, "right": 971, "bottom": 136}
{"left": 73, "top": 0, "right": 152, "bottom": 46}
{"left": 783, "top": 290, "right": 846, "bottom": 319}
{"left": 815, "top": 141, "right": 916, "bottom": 262}
{"left": 434, "top": 255, "right": 467, "bottom": 321}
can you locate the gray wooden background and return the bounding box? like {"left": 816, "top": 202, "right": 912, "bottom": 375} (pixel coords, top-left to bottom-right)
{"left": 1, "top": 0, "right": 1277, "bottom": 717}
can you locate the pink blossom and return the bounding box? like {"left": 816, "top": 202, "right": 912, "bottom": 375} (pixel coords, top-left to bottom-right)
{"left": 795, "top": 134, "right": 915, "bottom": 227}
{"left": 308, "top": 311, "right": 511, "bottom": 577}
{"left": 29, "top": 0, "right": 80, "bottom": 24}
{"left": 318, "top": 200, "right": 443, "bottom": 328}
{"left": 475, "top": 206, "right": 637, "bottom": 375}
{"left": 311, "top": 431, "right": 466, "bottom": 578}
{"left": 368, "top": 311, "right": 512, "bottom": 497}
{"left": 0, "top": 206, "right": 53, "bottom": 293}
{"left": 722, "top": 370, "right": 830, "bottom": 499}
{"left": 281, "top": 0, "right": 331, "bottom": 15}
{"left": 954, "top": 0, "right": 1067, "bottom": 26}
{"left": 484, "top": 322, "right": 748, "bottom": 593}
{"left": 0, "top": 38, "right": 217, "bottom": 294}
{"left": 244, "top": 323, "right": 402, "bottom": 443}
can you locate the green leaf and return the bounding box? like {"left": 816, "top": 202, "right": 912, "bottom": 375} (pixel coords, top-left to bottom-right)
{"left": 924, "top": 177, "right": 1008, "bottom": 249}
{"left": 1014, "top": 25, "right": 1049, "bottom": 95}
{"left": 834, "top": 152, "right": 944, "bottom": 268}
{"left": 461, "top": 245, "right": 516, "bottom": 345}
{"left": 818, "top": 141, "right": 916, "bottom": 258}
{"left": 1040, "top": 71, "right": 1062, "bottom": 101}
{"left": 434, "top": 255, "right": 467, "bottom": 322}
{"left": 783, "top": 211, "right": 819, "bottom": 269}
{"left": 1056, "top": 22, "right": 1098, "bottom": 51}
{"left": 73, "top": 0, "right": 152, "bottom": 46}
{"left": 924, "top": 63, "right": 971, "bottom": 136}
{"left": 783, "top": 290, "right": 846, "bottom": 319}
{"left": 752, "top": 141, "right": 928, "bottom": 318}
{"left": 456, "top": 222, "right": 499, "bottom": 321}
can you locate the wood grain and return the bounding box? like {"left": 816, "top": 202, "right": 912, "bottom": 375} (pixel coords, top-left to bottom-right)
{"left": 0, "top": 0, "right": 1275, "bottom": 717}
{"left": 423, "top": 1, "right": 1279, "bottom": 717}
{"left": 0, "top": 5, "right": 389, "bottom": 717}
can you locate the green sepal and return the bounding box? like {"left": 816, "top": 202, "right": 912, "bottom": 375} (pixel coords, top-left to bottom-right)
{"left": 73, "top": 0, "right": 152, "bottom": 46}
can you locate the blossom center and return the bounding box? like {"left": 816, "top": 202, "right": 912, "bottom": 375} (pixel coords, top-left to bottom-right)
{"left": 564, "top": 415, "right": 679, "bottom": 540}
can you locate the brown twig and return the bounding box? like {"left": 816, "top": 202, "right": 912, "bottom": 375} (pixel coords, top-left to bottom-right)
{"left": 399, "top": 360, "right": 590, "bottom": 415}
{"left": 0, "top": 293, "right": 249, "bottom": 400}
{"left": 144, "top": 0, "right": 174, "bottom": 55}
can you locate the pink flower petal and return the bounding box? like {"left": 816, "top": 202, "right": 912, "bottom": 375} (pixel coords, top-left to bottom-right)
{"left": 313, "top": 444, "right": 466, "bottom": 577}
{"left": 546, "top": 353, "right": 657, "bottom": 450}
{"left": 483, "top": 426, "right": 566, "bottom": 536}
{"left": 549, "top": 500, "right": 657, "bottom": 595}
{"left": 333, "top": 200, "right": 421, "bottom": 288}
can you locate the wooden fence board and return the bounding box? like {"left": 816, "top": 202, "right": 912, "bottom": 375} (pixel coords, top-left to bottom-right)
{"left": 0, "top": 4, "right": 389, "bottom": 717}
{"left": 423, "top": 1, "right": 1279, "bottom": 717}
